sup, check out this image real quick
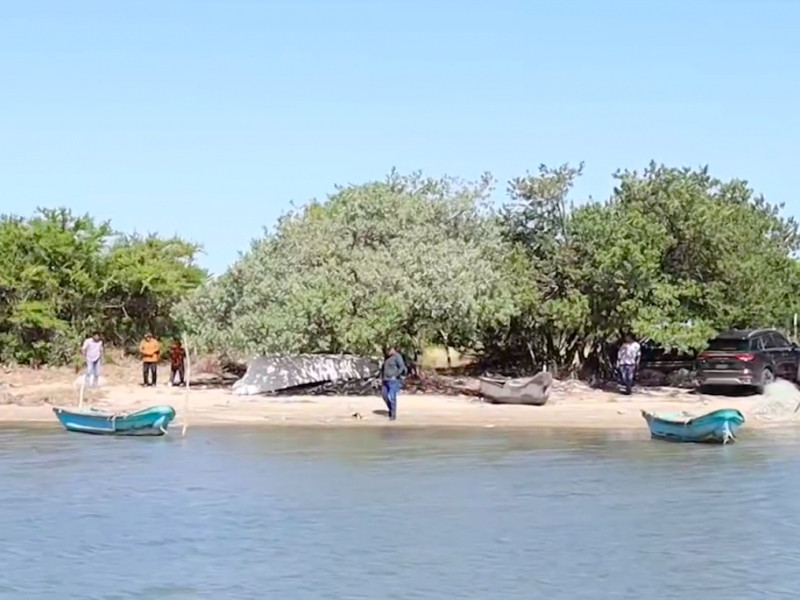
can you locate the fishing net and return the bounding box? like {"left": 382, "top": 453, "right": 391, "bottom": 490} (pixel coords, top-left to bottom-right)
{"left": 750, "top": 379, "right": 800, "bottom": 422}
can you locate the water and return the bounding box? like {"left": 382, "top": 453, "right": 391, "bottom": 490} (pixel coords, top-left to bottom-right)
{"left": 2, "top": 425, "right": 800, "bottom": 599}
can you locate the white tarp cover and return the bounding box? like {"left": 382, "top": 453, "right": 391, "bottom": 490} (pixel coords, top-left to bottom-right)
{"left": 231, "top": 354, "right": 380, "bottom": 396}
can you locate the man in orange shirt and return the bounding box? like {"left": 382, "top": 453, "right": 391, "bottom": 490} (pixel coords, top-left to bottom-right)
{"left": 139, "top": 332, "right": 161, "bottom": 387}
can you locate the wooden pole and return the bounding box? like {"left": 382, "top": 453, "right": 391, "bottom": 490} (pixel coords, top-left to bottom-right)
{"left": 182, "top": 335, "right": 191, "bottom": 436}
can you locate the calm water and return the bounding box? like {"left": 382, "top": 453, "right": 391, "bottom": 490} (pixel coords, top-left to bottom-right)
{"left": 2, "top": 425, "right": 800, "bottom": 599}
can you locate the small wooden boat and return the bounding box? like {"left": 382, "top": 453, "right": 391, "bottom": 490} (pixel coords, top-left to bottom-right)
{"left": 478, "top": 372, "right": 554, "bottom": 406}
{"left": 641, "top": 408, "right": 745, "bottom": 444}
{"left": 52, "top": 405, "right": 177, "bottom": 436}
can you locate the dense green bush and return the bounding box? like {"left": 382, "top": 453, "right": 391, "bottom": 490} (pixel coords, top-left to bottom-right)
{"left": 176, "top": 163, "right": 800, "bottom": 372}
{"left": 6, "top": 161, "right": 797, "bottom": 374}
{"left": 0, "top": 208, "right": 206, "bottom": 365}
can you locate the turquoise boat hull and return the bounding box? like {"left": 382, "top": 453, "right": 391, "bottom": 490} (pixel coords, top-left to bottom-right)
{"left": 641, "top": 408, "right": 745, "bottom": 444}
{"left": 52, "top": 405, "right": 177, "bottom": 436}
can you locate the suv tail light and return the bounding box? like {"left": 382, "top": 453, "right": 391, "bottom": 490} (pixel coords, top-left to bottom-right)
{"left": 698, "top": 352, "right": 709, "bottom": 360}
{"left": 735, "top": 353, "right": 755, "bottom": 362}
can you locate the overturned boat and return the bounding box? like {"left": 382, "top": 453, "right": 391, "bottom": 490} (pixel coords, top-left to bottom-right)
{"left": 478, "top": 372, "right": 554, "bottom": 406}
{"left": 232, "top": 354, "right": 380, "bottom": 396}
{"left": 641, "top": 408, "right": 745, "bottom": 444}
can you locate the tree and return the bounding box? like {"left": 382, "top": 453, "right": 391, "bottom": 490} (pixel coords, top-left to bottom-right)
{"left": 99, "top": 233, "right": 207, "bottom": 348}
{"left": 0, "top": 208, "right": 205, "bottom": 365}
{"left": 497, "top": 163, "right": 590, "bottom": 369}
{"left": 180, "top": 162, "right": 800, "bottom": 377}
{"left": 175, "top": 171, "right": 519, "bottom": 358}
{"left": 602, "top": 163, "right": 799, "bottom": 347}
{"left": 495, "top": 162, "right": 800, "bottom": 373}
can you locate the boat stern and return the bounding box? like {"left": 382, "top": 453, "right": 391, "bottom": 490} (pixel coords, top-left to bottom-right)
{"left": 152, "top": 406, "right": 177, "bottom": 431}
{"left": 119, "top": 405, "right": 178, "bottom": 435}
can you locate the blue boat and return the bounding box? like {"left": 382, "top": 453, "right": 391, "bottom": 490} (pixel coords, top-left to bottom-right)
{"left": 640, "top": 408, "right": 745, "bottom": 444}
{"left": 52, "top": 405, "right": 177, "bottom": 436}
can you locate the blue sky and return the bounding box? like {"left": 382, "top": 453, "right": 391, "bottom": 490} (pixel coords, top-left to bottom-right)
{"left": 1, "top": 0, "right": 797, "bottom": 273}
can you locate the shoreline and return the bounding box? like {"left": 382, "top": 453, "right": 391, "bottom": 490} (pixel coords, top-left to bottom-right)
{"left": 0, "top": 383, "right": 796, "bottom": 431}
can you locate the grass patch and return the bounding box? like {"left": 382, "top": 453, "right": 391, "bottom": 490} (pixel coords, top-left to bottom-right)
{"left": 419, "top": 346, "right": 475, "bottom": 370}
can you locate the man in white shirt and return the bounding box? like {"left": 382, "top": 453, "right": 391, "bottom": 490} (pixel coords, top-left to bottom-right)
{"left": 617, "top": 334, "right": 641, "bottom": 395}
{"left": 81, "top": 333, "right": 103, "bottom": 388}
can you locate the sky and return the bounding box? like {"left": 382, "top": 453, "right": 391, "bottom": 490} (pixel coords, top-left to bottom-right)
{"left": 1, "top": 0, "right": 798, "bottom": 274}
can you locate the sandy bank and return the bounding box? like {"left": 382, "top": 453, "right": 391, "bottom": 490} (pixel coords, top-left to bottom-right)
{"left": 1, "top": 380, "right": 798, "bottom": 430}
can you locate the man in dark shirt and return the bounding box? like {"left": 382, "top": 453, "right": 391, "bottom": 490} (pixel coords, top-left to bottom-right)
{"left": 169, "top": 340, "right": 187, "bottom": 387}
{"left": 381, "top": 346, "right": 407, "bottom": 421}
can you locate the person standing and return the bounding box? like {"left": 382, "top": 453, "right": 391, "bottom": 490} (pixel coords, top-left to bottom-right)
{"left": 169, "top": 339, "right": 186, "bottom": 387}
{"left": 139, "top": 332, "right": 161, "bottom": 387}
{"left": 617, "top": 334, "right": 641, "bottom": 395}
{"left": 380, "top": 346, "right": 407, "bottom": 421}
{"left": 81, "top": 333, "right": 103, "bottom": 388}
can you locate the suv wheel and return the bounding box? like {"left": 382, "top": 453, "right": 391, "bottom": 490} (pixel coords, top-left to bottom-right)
{"left": 756, "top": 368, "right": 774, "bottom": 394}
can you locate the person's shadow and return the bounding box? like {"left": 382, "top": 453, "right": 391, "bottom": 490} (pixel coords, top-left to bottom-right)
{"left": 372, "top": 409, "right": 389, "bottom": 417}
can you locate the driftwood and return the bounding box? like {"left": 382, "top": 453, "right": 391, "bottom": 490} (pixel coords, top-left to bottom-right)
{"left": 478, "top": 371, "right": 554, "bottom": 406}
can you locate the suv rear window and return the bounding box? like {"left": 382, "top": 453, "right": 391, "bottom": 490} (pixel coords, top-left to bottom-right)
{"left": 707, "top": 338, "right": 751, "bottom": 352}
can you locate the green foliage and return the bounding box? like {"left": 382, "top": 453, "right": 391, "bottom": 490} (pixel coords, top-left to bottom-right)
{"left": 0, "top": 208, "right": 206, "bottom": 365}
{"left": 175, "top": 170, "right": 518, "bottom": 357}
{"left": 495, "top": 162, "right": 800, "bottom": 369}
{"left": 178, "top": 163, "right": 800, "bottom": 374}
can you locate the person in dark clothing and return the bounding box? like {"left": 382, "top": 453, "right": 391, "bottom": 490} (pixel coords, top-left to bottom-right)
{"left": 381, "top": 346, "right": 407, "bottom": 420}
{"left": 169, "top": 340, "right": 186, "bottom": 386}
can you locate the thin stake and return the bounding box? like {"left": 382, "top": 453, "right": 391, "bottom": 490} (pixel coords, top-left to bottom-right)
{"left": 182, "top": 335, "right": 191, "bottom": 436}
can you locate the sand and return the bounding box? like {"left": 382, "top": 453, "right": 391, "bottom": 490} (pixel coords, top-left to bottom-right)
{"left": 2, "top": 366, "right": 800, "bottom": 430}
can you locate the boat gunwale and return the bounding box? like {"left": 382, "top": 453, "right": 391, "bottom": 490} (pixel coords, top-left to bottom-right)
{"left": 52, "top": 405, "right": 176, "bottom": 420}
{"left": 52, "top": 405, "right": 177, "bottom": 437}
{"left": 640, "top": 408, "right": 745, "bottom": 427}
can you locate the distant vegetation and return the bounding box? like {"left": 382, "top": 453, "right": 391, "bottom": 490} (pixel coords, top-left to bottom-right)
{"left": 175, "top": 163, "right": 800, "bottom": 374}
{"left": 0, "top": 208, "right": 206, "bottom": 365}
{"left": 3, "top": 164, "right": 797, "bottom": 372}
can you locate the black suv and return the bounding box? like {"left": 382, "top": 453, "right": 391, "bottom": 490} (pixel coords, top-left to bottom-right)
{"left": 695, "top": 329, "right": 800, "bottom": 393}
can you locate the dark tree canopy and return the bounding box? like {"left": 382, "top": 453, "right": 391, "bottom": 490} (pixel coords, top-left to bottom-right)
{"left": 0, "top": 208, "right": 206, "bottom": 365}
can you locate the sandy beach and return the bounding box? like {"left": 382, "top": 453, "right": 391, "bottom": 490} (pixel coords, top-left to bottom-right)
{"left": 2, "top": 364, "right": 799, "bottom": 430}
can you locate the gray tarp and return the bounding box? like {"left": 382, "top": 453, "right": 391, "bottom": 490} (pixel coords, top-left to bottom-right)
{"left": 231, "top": 354, "right": 381, "bottom": 396}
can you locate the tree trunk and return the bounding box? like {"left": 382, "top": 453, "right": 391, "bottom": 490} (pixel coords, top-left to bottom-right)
{"left": 526, "top": 341, "right": 537, "bottom": 371}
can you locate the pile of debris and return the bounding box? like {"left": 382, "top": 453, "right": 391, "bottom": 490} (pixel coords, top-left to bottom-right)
{"left": 636, "top": 367, "right": 696, "bottom": 389}
{"left": 271, "top": 377, "right": 380, "bottom": 397}
{"left": 269, "top": 372, "right": 481, "bottom": 397}
{"left": 404, "top": 372, "right": 480, "bottom": 396}
{"left": 230, "top": 354, "right": 702, "bottom": 399}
